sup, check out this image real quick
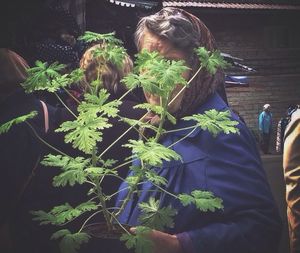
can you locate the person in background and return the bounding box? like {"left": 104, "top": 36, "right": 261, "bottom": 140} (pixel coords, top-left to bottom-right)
{"left": 283, "top": 106, "right": 300, "bottom": 253}
{"left": 276, "top": 105, "right": 298, "bottom": 154}
{"left": 0, "top": 49, "right": 62, "bottom": 253}
{"left": 259, "top": 103, "right": 272, "bottom": 154}
{"left": 79, "top": 43, "right": 145, "bottom": 202}
{"left": 115, "top": 7, "right": 282, "bottom": 253}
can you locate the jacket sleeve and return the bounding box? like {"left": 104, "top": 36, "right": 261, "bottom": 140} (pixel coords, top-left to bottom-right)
{"left": 177, "top": 123, "right": 282, "bottom": 253}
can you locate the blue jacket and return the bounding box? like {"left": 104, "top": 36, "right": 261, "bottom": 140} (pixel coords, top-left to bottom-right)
{"left": 116, "top": 93, "right": 282, "bottom": 253}
{"left": 259, "top": 111, "right": 272, "bottom": 134}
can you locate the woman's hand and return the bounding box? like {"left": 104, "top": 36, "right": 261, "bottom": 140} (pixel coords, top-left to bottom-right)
{"left": 130, "top": 227, "right": 183, "bottom": 253}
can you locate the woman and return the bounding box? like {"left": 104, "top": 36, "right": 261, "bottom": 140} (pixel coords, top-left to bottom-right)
{"left": 0, "top": 49, "right": 62, "bottom": 253}
{"left": 79, "top": 44, "right": 145, "bottom": 201}
{"left": 116, "top": 7, "right": 282, "bottom": 253}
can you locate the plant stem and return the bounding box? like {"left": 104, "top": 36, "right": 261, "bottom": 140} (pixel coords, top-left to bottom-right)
{"left": 90, "top": 146, "right": 113, "bottom": 231}
{"left": 151, "top": 182, "right": 178, "bottom": 199}
{"left": 78, "top": 210, "right": 103, "bottom": 233}
{"left": 63, "top": 87, "right": 81, "bottom": 104}
{"left": 117, "top": 88, "right": 134, "bottom": 101}
{"left": 168, "top": 127, "right": 197, "bottom": 149}
{"left": 25, "top": 122, "right": 69, "bottom": 157}
{"left": 163, "top": 125, "right": 196, "bottom": 134}
{"left": 167, "top": 66, "right": 203, "bottom": 108}
{"left": 154, "top": 98, "right": 168, "bottom": 142}
{"left": 55, "top": 93, "right": 77, "bottom": 118}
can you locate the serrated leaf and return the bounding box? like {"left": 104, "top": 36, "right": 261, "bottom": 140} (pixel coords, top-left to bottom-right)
{"left": 124, "top": 139, "right": 181, "bottom": 167}
{"left": 183, "top": 109, "right": 240, "bottom": 137}
{"left": 178, "top": 190, "right": 223, "bottom": 212}
{"left": 32, "top": 202, "right": 97, "bottom": 226}
{"left": 41, "top": 155, "right": 90, "bottom": 187}
{"left": 195, "top": 47, "right": 230, "bottom": 75}
{"left": 138, "top": 198, "right": 177, "bottom": 231}
{"left": 0, "top": 111, "right": 37, "bottom": 134}
{"left": 22, "top": 61, "right": 72, "bottom": 93}
{"left": 120, "top": 226, "right": 153, "bottom": 253}
{"left": 144, "top": 170, "right": 168, "bottom": 186}
{"left": 56, "top": 115, "right": 111, "bottom": 154}
{"left": 51, "top": 230, "right": 90, "bottom": 253}
{"left": 78, "top": 31, "right": 122, "bottom": 45}
{"left": 178, "top": 194, "right": 194, "bottom": 207}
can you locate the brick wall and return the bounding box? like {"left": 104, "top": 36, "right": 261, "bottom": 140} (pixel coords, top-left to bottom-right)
{"left": 190, "top": 9, "right": 300, "bottom": 151}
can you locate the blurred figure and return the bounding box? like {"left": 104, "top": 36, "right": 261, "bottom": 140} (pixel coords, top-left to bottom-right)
{"left": 79, "top": 43, "right": 145, "bottom": 201}
{"left": 0, "top": 49, "right": 60, "bottom": 253}
{"left": 283, "top": 106, "right": 300, "bottom": 253}
{"left": 276, "top": 105, "right": 298, "bottom": 154}
{"left": 259, "top": 103, "right": 272, "bottom": 154}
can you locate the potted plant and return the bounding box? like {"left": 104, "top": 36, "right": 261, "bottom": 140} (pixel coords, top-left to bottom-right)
{"left": 0, "top": 31, "right": 238, "bottom": 253}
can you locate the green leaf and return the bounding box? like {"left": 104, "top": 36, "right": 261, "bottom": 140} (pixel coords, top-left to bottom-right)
{"left": 120, "top": 226, "right": 153, "bottom": 253}
{"left": 32, "top": 202, "right": 97, "bottom": 226}
{"left": 41, "top": 155, "right": 90, "bottom": 187}
{"left": 121, "top": 118, "right": 159, "bottom": 133}
{"left": 51, "top": 229, "right": 90, "bottom": 253}
{"left": 195, "top": 47, "right": 230, "bottom": 75}
{"left": 91, "top": 44, "right": 127, "bottom": 69}
{"left": 0, "top": 111, "right": 37, "bottom": 134}
{"left": 183, "top": 109, "right": 240, "bottom": 137}
{"left": 79, "top": 89, "right": 121, "bottom": 118}
{"left": 84, "top": 167, "right": 118, "bottom": 179}
{"left": 178, "top": 190, "right": 223, "bottom": 212}
{"left": 144, "top": 170, "right": 168, "bottom": 186}
{"left": 22, "top": 61, "right": 72, "bottom": 93}
{"left": 53, "top": 169, "right": 86, "bottom": 187}
{"left": 134, "top": 49, "right": 163, "bottom": 72}
{"left": 78, "top": 31, "right": 122, "bottom": 45}
{"left": 124, "top": 139, "right": 181, "bottom": 167}
{"left": 56, "top": 115, "right": 111, "bottom": 154}
{"left": 138, "top": 198, "right": 177, "bottom": 231}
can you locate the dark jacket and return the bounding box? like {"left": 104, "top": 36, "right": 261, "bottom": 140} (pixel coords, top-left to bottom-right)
{"left": 116, "top": 93, "right": 282, "bottom": 253}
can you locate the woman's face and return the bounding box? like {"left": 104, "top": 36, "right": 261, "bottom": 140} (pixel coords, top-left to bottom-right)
{"left": 140, "top": 30, "right": 190, "bottom": 113}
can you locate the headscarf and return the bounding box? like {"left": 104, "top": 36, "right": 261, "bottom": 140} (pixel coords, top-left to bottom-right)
{"left": 136, "top": 7, "right": 225, "bottom": 119}
{"left": 165, "top": 7, "right": 224, "bottom": 118}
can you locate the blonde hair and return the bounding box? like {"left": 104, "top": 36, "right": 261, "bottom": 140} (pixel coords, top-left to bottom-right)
{"left": 80, "top": 44, "right": 133, "bottom": 97}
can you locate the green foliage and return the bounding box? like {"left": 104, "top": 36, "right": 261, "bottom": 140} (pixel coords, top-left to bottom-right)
{"left": 134, "top": 49, "right": 162, "bottom": 72}
{"left": 124, "top": 139, "right": 181, "bottom": 167}
{"left": 144, "top": 170, "right": 168, "bottom": 186}
{"left": 91, "top": 45, "right": 126, "bottom": 69}
{"left": 11, "top": 32, "right": 237, "bottom": 253}
{"left": 123, "top": 50, "right": 189, "bottom": 98}
{"left": 79, "top": 90, "right": 121, "bottom": 118}
{"left": 195, "top": 47, "right": 230, "bottom": 75}
{"left": 121, "top": 117, "right": 159, "bottom": 133}
{"left": 55, "top": 89, "right": 121, "bottom": 154}
{"left": 120, "top": 226, "right": 153, "bottom": 253}
{"left": 31, "top": 201, "right": 98, "bottom": 225}
{"left": 134, "top": 103, "right": 176, "bottom": 124}
{"left": 41, "top": 154, "right": 90, "bottom": 187}
{"left": 138, "top": 198, "right": 177, "bottom": 231}
{"left": 78, "top": 31, "right": 122, "bottom": 45}
{"left": 51, "top": 229, "right": 90, "bottom": 253}
{"left": 22, "top": 61, "right": 83, "bottom": 93}
{"left": 0, "top": 111, "right": 37, "bottom": 134}
{"left": 183, "top": 109, "right": 240, "bottom": 137}
{"left": 178, "top": 190, "right": 223, "bottom": 212}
